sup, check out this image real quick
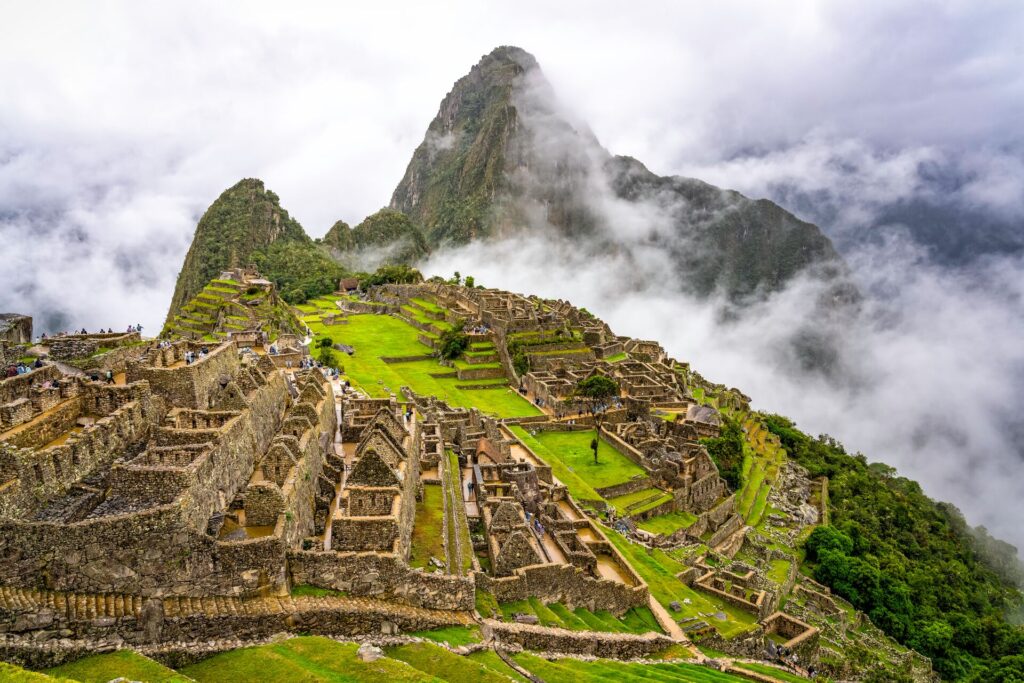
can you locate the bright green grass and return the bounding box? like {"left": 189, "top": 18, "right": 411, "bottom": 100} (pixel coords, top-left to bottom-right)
{"left": 602, "top": 526, "right": 758, "bottom": 639}
{"left": 387, "top": 643, "right": 509, "bottom": 683}
{"left": 443, "top": 450, "right": 473, "bottom": 574}
{"left": 607, "top": 488, "right": 673, "bottom": 515}
{"left": 291, "top": 584, "right": 346, "bottom": 598}
{"left": 466, "top": 650, "right": 530, "bottom": 683}
{"left": 646, "top": 644, "right": 696, "bottom": 660}
{"left": 315, "top": 313, "right": 539, "bottom": 418}
{"left": 46, "top": 650, "right": 190, "bottom": 682}
{"left": 408, "top": 625, "right": 481, "bottom": 647}
{"left": 605, "top": 352, "right": 628, "bottom": 363}
{"left": 4, "top": 662, "right": 72, "bottom": 682}
{"left": 734, "top": 662, "right": 810, "bottom": 682}
{"left": 637, "top": 511, "right": 698, "bottom": 535}
{"left": 410, "top": 297, "right": 444, "bottom": 313}
{"left": 181, "top": 637, "right": 436, "bottom": 682}
{"left": 532, "top": 430, "right": 645, "bottom": 489}
{"left": 768, "top": 558, "right": 792, "bottom": 585}
{"left": 514, "top": 652, "right": 749, "bottom": 682}
{"left": 409, "top": 484, "right": 445, "bottom": 570}
{"left": 498, "top": 599, "right": 661, "bottom": 635}
{"left": 508, "top": 426, "right": 602, "bottom": 503}
{"left": 475, "top": 588, "right": 500, "bottom": 618}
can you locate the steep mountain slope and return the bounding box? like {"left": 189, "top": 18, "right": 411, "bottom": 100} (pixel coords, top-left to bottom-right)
{"left": 322, "top": 208, "right": 430, "bottom": 269}
{"left": 165, "top": 178, "right": 309, "bottom": 322}
{"left": 391, "top": 46, "right": 851, "bottom": 303}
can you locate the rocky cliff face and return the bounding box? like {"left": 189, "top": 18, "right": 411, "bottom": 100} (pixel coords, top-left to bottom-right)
{"left": 391, "top": 46, "right": 852, "bottom": 303}
{"left": 166, "top": 179, "right": 309, "bottom": 322}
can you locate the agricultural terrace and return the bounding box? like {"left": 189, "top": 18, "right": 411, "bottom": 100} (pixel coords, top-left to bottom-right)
{"left": 603, "top": 527, "right": 758, "bottom": 639}
{"left": 301, "top": 300, "right": 540, "bottom": 418}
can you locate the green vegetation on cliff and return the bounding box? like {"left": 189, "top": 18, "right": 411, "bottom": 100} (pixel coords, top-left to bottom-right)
{"left": 252, "top": 240, "right": 347, "bottom": 304}
{"left": 322, "top": 208, "right": 430, "bottom": 268}
{"left": 390, "top": 47, "right": 526, "bottom": 246}
{"left": 763, "top": 413, "right": 1024, "bottom": 681}
{"left": 166, "top": 178, "right": 308, "bottom": 322}
{"left": 390, "top": 46, "right": 852, "bottom": 303}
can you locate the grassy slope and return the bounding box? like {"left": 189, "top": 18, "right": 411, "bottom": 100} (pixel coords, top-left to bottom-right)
{"left": 734, "top": 662, "right": 810, "bottom": 682}
{"left": 3, "top": 662, "right": 74, "bottom": 682}
{"left": 311, "top": 312, "right": 539, "bottom": 418}
{"left": 409, "top": 484, "right": 446, "bottom": 570}
{"left": 180, "top": 637, "right": 439, "bottom": 682}
{"left": 508, "top": 426, "right": 602, "bottom": 503}
{"left": 602, "top": 527, "right": 758, "bottom": 639}
{"left": 45, "top": 651, "right": 189, "bottom": 682}
{"left": 513, "top": 652, "right": 749, "bottom": 682}
{"left": 637, "top": 511, "right": 698, "bottom": 535}
{"left": 498, "top": 598, "right": 662, "bottom": 635}
{"left": 386, "top": 643, "right": 510, "bottom": 683}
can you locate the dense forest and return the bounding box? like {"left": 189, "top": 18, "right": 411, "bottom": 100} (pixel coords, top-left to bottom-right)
{"left": 763, "top": 414, "right": 1024, "bottom": 681}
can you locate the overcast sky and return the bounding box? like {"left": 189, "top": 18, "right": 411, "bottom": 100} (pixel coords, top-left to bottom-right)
{"left": 3, "top": 1, "right": 1024, "bottom": 547}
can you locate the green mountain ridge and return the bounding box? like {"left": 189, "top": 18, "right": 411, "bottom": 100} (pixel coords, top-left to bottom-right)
{"left": 165, "top": 178, "right": 308, "bottom": 323}
{"left": 390, "top": 45, "right": 853, "bottom": 303}
{"left": 322, "top": 207, "right": 430, "bottom": 268}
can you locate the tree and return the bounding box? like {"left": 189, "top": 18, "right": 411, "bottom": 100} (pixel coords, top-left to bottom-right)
{"left": 464, "top": 275, "right": 475, "bottom": 288}
{"left": 437, "top": 319, "right": 470, "bottom": 360}
{"left": 575, "top": 375, "right": 618, "bottom": 406}
{"left": 252, "top": 241, "right": 347, "bottom": 304}
{"left": 318, "top": 347, "right": 338, "bottom": 369}
{"left": 700, "top": 416, "right": 744, "bottom": 489}
{"left": 358, "top": 264, "right": 423, "bottom": 288}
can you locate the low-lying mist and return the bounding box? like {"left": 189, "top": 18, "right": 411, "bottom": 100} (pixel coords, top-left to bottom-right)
{"left": 422, "top": 232, "right": 1024, "bottom": 556}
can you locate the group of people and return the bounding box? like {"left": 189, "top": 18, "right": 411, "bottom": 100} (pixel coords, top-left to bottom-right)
{"left": 184, "top": 347, "right": 210, "bottom": 365}
{"left": 38, "top": 323, "right": 143, "bottom": 341}
{"left": 4, "top": 357, "right": 44, "bottom": 377}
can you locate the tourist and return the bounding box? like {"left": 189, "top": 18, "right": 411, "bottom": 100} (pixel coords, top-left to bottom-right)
{"left": 105, "top": 370, "right": 114, "bottom": 384}
{"left": 33, "top": 358, "right": 43, "bottom": 369}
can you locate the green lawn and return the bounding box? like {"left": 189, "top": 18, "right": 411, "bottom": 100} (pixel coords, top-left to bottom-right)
{"left": 181, "top": 637, "right": 435, "bottom": 682}
{"left": 408, "top": 625, "right": 481, "bottom": 647}
{"left": 532, "top": 430, "right": 646, "bottom": 489}
{"left": 768, "top": 558, "right": 792, "bottom": 585}
{"left": 310, "top": 312, "right": 539, "bottom": 418}
{"left": 3, "top": 662, "right": 71, "bottom": 682}
{"left": 387, "top": 643, "right": 508, "bottom": 683}
{"left": 45, "top": 651, "right": 188, "bottom": 682}
{"left": 734, "top": 662, "right": 810, "bottom": 682}
{"left": 291, "top": 584, "right": 346, "bottom": 598}
{"left": 607, "top": 488, "right": 673, "bottom": 515}
{"left": 602, "top": 526, "right": 758, "bottom": 639}
{"left": 513, "top": 652, "right": 750, "bottom": 682}
{"left": 466, "top": 650, "right": 531, "bottom": 683}
{"left": 637, "top": 511, "right": 698, "bottom": 535}
{"left": 508, "top": 426, "right": 602, "bottom": 503}
{"left": 409, "top": 484, "right": 445, "bottom": 570}
{"left": 498, "top": 598, "right": 662, "bottom": 635}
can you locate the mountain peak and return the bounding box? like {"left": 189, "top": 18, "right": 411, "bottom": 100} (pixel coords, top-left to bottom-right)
{"left": 164, "top": 178, "right": 308, "bottom": 322}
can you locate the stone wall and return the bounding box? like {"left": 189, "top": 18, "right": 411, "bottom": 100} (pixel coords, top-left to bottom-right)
{"left": 478, "top": 562, "right": 648, "bottom": 615}
{"left": 127, "top": 343, "right": 239, "bottom": 410}
{"left": 484, "top": 620, "right": 673, "bottom": 659}
{"left": 287, "top": 550, "right": 475, "bottom": 611}
{"left": 0, "top": 587, "right": 468, "bottom": 668}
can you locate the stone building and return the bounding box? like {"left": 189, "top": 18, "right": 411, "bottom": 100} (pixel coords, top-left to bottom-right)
{"left": 0, "top": 314, "right": 32, "bottom": 345}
